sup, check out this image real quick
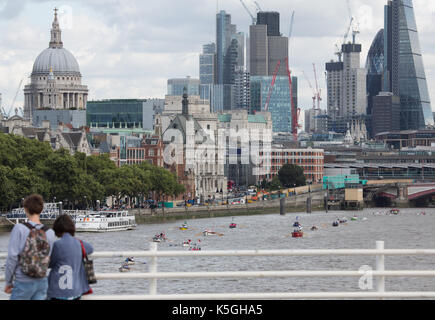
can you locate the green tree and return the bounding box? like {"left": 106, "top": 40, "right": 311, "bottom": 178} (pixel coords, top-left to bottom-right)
{"left": 269, "top": 176, "right": 282, "bottom": 191}
{"left": 9, "top": 167, "right": 49, "bottom": 206}
{"left": 277, "top": 164, "right": 306, "bottom": 188}
{"left": 40, "top": 149, "right": 81, "bottom": 203}
{"left": 0, "top": 166, "right": 14, "bottom": 210}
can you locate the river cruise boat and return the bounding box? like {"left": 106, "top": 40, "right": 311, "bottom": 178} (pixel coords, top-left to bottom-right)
{"left": 74, "top": 210, "right": 136, "bottom": 232}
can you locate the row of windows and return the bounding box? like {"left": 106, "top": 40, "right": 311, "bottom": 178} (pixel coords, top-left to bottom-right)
{"left": 271, "top": 152, "right": 323, "bottom": 157}
{"left": 38, "top": 76, "right": 79, "bottom": 81}
{"left": 108, "top": 221, "right": 132, "bottom": 227}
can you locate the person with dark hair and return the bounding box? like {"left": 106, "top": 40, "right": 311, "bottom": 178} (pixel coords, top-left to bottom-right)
{"left": 47, "top": 214, "right": 93, "bottom": 300}
{"left": 4, "top": 194, "right": 56, "bottom": 300}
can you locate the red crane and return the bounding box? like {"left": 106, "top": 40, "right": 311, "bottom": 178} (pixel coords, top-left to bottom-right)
{"left": 264, "top": 60, "right": 281, "bottom": 111}
{"left": 312, "top": 63, "right": 322, "bottom": 110}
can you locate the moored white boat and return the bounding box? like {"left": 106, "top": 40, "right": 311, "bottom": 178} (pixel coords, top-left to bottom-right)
{"left": 74, "top": 210, "right": 136, "bottom": 232}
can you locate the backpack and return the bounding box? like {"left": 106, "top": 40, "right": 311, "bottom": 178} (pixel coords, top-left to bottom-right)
{"left": 19, "top": 222, "right": 51, "bottom": 278}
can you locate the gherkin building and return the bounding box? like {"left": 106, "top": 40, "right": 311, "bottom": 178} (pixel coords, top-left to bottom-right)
{"left": 366, "top": 29, "right": 385, "bottom": 137}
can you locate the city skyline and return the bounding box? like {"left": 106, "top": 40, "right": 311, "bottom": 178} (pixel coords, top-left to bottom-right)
{"left": 1, "top": 0, "right": 435, "bottom": 119}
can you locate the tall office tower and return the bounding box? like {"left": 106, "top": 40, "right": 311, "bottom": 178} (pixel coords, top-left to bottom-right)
{"left": 246, "top": 36, "right": 250, "bottom": 73}
{"left": 234, "top": 32, "right": 245, "bottom": 68}
{"left": 342, "top": 43, "right": 367, "bottom": 119}
{"left": 372, "top": 92, "right": 400, "bottom": 136}
{"left": 167, "top": 77, "right": 200, "bottom": 96}
{"left": 216, "top": 11, "right": 233, "bottom": 85}
{"left": 249, "top": 11, "right": 292, "bottom": 134}
{"left": 326, "top": 42, "right": 367, "bottom": 134}
{"left": 216, "top": 10, "right": 244, "bottom": 110}
{"left": 257, "top": 11, "right": 280, "bottom": 37}
{"left": 366, "top": 29, "right": 385, "bottom": 138}
{"left": 325, "top": 60, "right": 344, "bottom": 132}
{"left": 199, "top": 43, "right": 216, "bottom": 101}
{"left": 384, "top": 0, "right": 433, "bottom": 129}
{"left": 249, "top": 24, "right": 268, "bottom": 76}
{"left": 233, "top": 67, "right": 250, "bottom": 110}
{"left": 250, "top": 12, "right": 288, "bottom": 77}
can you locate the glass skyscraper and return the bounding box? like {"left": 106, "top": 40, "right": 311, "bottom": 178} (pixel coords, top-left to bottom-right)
{"left": 366, "top": 29, "right": 385, "bottom": 137}
{"left": 250, "top": 76, "right": 297, "bottom": 133}
{"left": 199, "top": 43, "right": 216, "bottom": 101}
{"left": 384, "top": 0, "right": 433, "bottom": 129}
{"left": 216, "top": 10, "right": 245, "bottom": 110}
{"left": 167, "top": 77, "right": 200, "bottom": 96}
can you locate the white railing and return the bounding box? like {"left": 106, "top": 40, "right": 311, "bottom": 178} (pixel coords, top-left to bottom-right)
{"left": 1, "top": 241, "right": 435, "bottom": 300}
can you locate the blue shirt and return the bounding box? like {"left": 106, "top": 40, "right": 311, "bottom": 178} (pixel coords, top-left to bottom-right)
{"left": 5, "top": 221, "right": 56, "bottom": 286}
{"left": 47, "top": 233, "right": 93, "bottom": 299}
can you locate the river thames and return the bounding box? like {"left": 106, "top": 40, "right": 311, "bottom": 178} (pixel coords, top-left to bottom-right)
{"left": 1, "top": 208, "right": 435, "bottom": 299}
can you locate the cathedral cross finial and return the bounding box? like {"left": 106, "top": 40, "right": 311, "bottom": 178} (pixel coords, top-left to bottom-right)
{"left": 49, "top": 8, "right": 63, "bottom": 48}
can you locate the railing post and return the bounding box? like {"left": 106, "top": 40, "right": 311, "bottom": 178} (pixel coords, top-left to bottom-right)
{"left": 149, "top": 242, "right": 158, "bottom": 296}
{"left": 376, "top": 241, "right": 385, "bottom": 299}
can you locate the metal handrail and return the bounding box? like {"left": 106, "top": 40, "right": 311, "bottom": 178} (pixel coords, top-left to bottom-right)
{"left": 1, "top": 241, "right": 435, "bottom": 300}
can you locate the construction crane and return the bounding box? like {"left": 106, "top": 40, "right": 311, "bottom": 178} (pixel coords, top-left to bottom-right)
{"left": 240, "top": 0, "right": 256, "bottom": 25}
{"left": 289, "top": 11, "right": 295, "bottom": 39}
{"left": 264, "top": 60, "right": 281, "bottom": 112}
{"left": 335, "top": 44, "right": 342, "bottom": 62}
{"left": 312, "top": 63, "right": 322, "bottom": 110}
{"left": 302, "top": 71, "right": 316, "bottom": 110}
{"left": 253, "top": 1, "right": 262, "bottom": 12}
{"left": 346, "top": 0, "right": 360, "bottom": 44}
{"left": 343, "top": 16, "right": 354, "bottom": 45}
{"left": 5, "top": 79, "right": 24, "bottom": 118}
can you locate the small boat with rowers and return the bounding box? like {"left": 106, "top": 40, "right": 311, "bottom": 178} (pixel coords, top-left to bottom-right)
{"left": 351, "top": 215, "right": 358, "bottom": 221}
{"left": 153, "top": 233, "right": 167, "bottom": 242}
{"left": 119, "top": 263, "right": 131, "bottom": 272}
{"left": 339, "top": 217, "right": 348, "bottom": 224}
{"left": 292, "top": 229, "right": 304, "bottom": 238}
{"left": 229, "top": 218, "right": 237, "bottom": 229}
{"left": 189, "top": 242, "right": 201, "bottom": 251}
{"left": 293, "top": 217, "right": 302, "bottom": 228}
{"left": 182, "top": 239, "right": 192, "bottom": 247}
{"left": 310, "top": 226, "right": 318, "bottom": 231}
{"left": 390, "top": 209, "right": 400, "bottom": 215}
{"left": 179, "top": 222, "right": 189, "bottom": 230}
{"left": 332, "top": 221, "right": 340, "bottom": 227}
{"left": 124, "top": 257, "right": 135, "bottom": 265}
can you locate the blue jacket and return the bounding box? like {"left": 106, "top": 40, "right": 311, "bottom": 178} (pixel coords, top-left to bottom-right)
{"left": 47, "top": 233, "right": 94, "bottom": 299}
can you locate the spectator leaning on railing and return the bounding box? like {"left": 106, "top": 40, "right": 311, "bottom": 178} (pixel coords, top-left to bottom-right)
{"left": 4, "top": 194, "right": 56, "bottom": 300}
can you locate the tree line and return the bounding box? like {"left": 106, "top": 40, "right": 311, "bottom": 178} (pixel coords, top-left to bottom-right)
{"left": 0, "top": 133, "right": 185, "bottom": 212}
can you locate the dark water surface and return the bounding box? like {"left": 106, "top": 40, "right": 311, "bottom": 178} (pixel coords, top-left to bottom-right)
{"left": 1, "top": 208, "right": 435, "bottom": 298}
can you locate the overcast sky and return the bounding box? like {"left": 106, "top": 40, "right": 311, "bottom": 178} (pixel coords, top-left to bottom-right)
{"left": 1, "top": 0, "right": 435, "bottom": 117}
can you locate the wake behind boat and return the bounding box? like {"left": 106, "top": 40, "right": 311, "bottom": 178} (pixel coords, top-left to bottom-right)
{"left": 75, "top": 210, "right": 136, "bottom": 232}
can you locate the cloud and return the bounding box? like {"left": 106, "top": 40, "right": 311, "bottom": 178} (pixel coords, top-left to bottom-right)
{"left": 0, "top": 0, "right": 435, "bottom": 115}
